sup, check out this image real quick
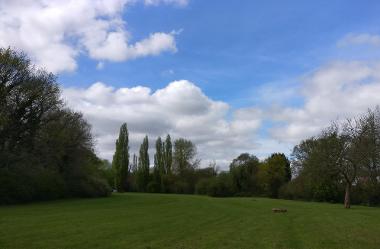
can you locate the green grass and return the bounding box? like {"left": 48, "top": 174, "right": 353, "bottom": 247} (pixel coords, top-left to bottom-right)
{"left": 1, "top": 193, "right": 380, "bottom": 249}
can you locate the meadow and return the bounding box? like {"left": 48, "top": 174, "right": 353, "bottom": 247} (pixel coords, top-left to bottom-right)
{"left": 1, "top": 193, "right": 380, "bottom": 249}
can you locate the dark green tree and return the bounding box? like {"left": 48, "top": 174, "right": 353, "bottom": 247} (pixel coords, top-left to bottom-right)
{"left": 229, "top": 153, "right": 260, "bottom": 194}
{"left": 261, "top": 153, "right": 291, "bottom": 198}
{"left": 112, "top": 123, "right": 129, "bottom": 192}
{"left": 154, "top": 137, "right": 165, "bottom": 191}
{"left": 173, "top": 138, "right": 198, "bottom": 175}
{"left": 131, "top": 153, "right": 138, "bottom": 174}
{"left": 163, "top": 134, "right": 172, "bottom": 174}
{"left": 137, "top": 135, "right": 150, "bottom": 191}
{"left": 0, "top": 48, "right": 111, "bottom": 203}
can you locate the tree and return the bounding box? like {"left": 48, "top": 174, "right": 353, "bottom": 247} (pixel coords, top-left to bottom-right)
{"left": 173, "top": 138, "right": 198, "bottom": 175}
{"left": 137, "top": 135, "right": 150, "bottom": 191}
{"left": 229, "top": 153, "right": 260, "bottom": 194}
{"left": 0, "top": 48, "right": 111, "bottom": 203}
{"left": 289, "top": 110, "right": 380, "bottom": 208}
{"left": 153, "top": 137, "right": 165, "bottom": 191}
{"left": 290, "top": 136, "right": 341, "bottom": 202}
{"left": 131, "top": 153, "right": 138, "bottom": 174}
{"left": 163, "top": 134, "right": 172, "bottom": 174}
{"left": 0, "top": 48, "right": 61, "bottom": 167}
{"left": 357, "top": 108, "right": 380, "bottom": 204}
{"left": 112, "top": 123, "right": 129, "bottom": 192}
{"left": 261, "top": 153, "right": 291, "bottom": 198}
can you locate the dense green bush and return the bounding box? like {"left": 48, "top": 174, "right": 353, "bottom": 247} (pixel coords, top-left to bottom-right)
{"left": 207, "top": 173, "right": 234, "bottom": 197}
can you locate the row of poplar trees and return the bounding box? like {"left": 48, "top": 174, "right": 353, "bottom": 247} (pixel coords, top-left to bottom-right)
{"left": 112, "top": 123, "right": 173, "bottom": 192}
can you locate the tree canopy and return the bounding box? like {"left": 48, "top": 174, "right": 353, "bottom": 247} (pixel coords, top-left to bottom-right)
{"left": 0, "top": 48, "right": 111, "bottom": 204}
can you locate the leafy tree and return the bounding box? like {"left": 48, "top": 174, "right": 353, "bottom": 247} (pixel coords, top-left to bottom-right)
{"left": 229, "top": 153, "right": 260, "bottom": 195}
{"left": 261, "top": 153, "right": 291, "bottom": 198}
{"left": 131, "top": 153, "right": 138, "bottom": 174}
{"left": 163, "top": 134, "right": 172, "bottom": 174}
{"left": 173, "top": 138, "right": 199, "bottom": 175}
{"left": 0, "top": 48, "right": 111, "bottom": 203}
{"left": 112, "top": 123, "right": 129, "bottom": 192}
{"left": 0, "top": 48, "right": 61, "bottom": 167}
{"left": 137, "top": 136, "right": 150, "bottom": 191}
{"left": 290, "top": 137, "right": 341, "bottom": 202}
{"left": 289, "top": 109, "right": 380, "bottom": 208}
{"left": 153, "top": 137, "right": 165, "bottom": 192}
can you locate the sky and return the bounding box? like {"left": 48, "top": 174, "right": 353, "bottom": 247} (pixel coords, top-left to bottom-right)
{"left": 1, "top": 0, "right": 380, "bottom": 168}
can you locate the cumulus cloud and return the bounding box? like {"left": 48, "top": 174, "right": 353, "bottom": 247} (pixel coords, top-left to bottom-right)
{"left": 61, "top": 60, "right": 380, "bottom": 166}
{"left": 270, "top": 61, "right": 380, "bottom": 143}
{"left": 338, "top": 33, "right": 380, "bottom": 47}
{"left": 0, "top": 0, "right": 181, "bottom": 73}
{"left": 63, "top": 80, "right": 263, "bottom": 167}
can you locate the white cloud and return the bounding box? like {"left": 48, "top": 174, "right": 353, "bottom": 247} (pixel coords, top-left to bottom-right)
{"left": 0, "top": 0, "right": 181, "bottom": 73}
{"left": 125, "top": 32, "right": 177, "bottom": 59}
{"left": 270, "top": 61, "right": 380, "bottom": 143}
{"left": 338, "top": 33, "right": 380, "bottom": 47}
{"left": 61, "top": 60, "right": 380, "bottom": 166}
{"left": 63, "top": 80, "right": 263, "bottom": 168}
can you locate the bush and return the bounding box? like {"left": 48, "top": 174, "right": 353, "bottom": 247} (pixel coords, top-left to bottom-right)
{"left": 0, "top": 165, "right": 67, "bottom": 204}
{"left": 207, "top": 173, "right": 234, "bottom": 197}
{"left": 195, "top": 178, "right": 211, "bottom": 195}
{"left": 147, "top": 181, "right": 160, "bottom": 193}
{"left": 173, "top": 180, "right": 192, "bottom": 194}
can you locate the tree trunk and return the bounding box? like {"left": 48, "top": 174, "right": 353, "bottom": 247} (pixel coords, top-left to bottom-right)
{"left": 344, "top": 183, "right": 351, "bottom": 209}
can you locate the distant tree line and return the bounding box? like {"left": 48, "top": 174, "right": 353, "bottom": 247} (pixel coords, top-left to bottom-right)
{"left": 113, "top": 108, "right": 380, "bottom": 208}
{"left": 0, "top": 48, "right": 111, "bottom": 204}
{"left": 111, "top": 123, "right": 292, "bottom": 199}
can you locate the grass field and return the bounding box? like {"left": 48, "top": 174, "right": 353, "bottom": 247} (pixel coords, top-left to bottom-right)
{"left": 1, "top": 193, "right": 380, "bottom": 249}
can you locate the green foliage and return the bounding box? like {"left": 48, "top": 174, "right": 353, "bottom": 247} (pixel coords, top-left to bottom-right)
{"left": 153, "top": 136, "right": 165, "bottom": 192}
{"left": 229, "top": 153, "right": 260, "bottom": 194}
{"left": 97, "top": 160, "right": 114, "bottom": 190}
{"left": 260, "top": 153, "right": 291, "bottom": 198}
{"left": 0, "top": 48, "right": 111, "bottom": 204}
{"left": 163, "top": 134, "right": 172, "bottom": 174}
{"left": 287, "top": 108, "right": 380, "bottom": 206}
{"left": 137, "top": 136, "right": 150, "bottom": 191}
{"left": 112, "top": 123, "right": 129, "bottom": 192}
{"left": 207, "top": 172, "right": 234, "bottom": 197}
{"left": 173, "top": 138, "right": 198, "bottom": 175}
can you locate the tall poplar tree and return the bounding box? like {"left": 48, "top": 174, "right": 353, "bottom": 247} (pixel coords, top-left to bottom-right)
{"left": 137, "top": 135, "right": 150, "bottom": 191}
{"left": 112, "top": 123, "right": 129, "bottom": 192}
{"left": 154, "top": 137, "right": 165, "bottom": 191}
{"left": 131, "top": 153, "right": 138, "bottom": 174}
{"left": 164, "top": 134, "right": 173, "bottom": 174}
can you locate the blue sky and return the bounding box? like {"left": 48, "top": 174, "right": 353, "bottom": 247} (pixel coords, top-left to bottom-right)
{"left": 2, "top": 0, "right": 380, "bottom": 166}
{"left": 59, "top": 0, "right": 380, "bottom": 105}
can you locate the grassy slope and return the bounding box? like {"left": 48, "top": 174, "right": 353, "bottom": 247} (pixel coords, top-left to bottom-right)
{"left": 1, "top": 193, "right": 379, "bottom": 249}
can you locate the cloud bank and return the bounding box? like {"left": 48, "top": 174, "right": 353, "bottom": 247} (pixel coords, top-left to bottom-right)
{"left": 270, "top": 61, "right": 380, "bottom": 143}
{"left": 63, "top": 80, "right": 263, "bottom": 166}
{"left": 63, "top": 58, "right": 380, "bottom": 168}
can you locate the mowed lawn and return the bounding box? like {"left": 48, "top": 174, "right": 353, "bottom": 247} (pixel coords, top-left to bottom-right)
{"left": 1, "top": 193, "right": 380, "bottom": 249}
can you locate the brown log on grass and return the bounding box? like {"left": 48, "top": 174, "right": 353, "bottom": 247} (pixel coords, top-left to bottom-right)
{"left": 272, "top": 208, "right": 287, "bottom": 213}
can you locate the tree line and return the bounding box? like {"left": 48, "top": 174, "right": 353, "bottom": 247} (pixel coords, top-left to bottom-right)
{"left": 111, "top": 123, "right": 292, "bottom": 199}
{"left": 0, "top": 48, "right": 111, "bottom": 204}
{"left": 112, "top": 109, "right": 380, "bottom": 208}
